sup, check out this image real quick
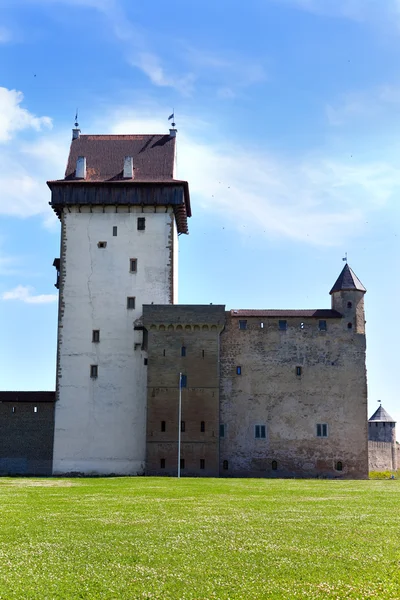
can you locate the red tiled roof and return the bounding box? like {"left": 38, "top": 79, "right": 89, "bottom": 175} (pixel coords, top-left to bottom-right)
{"left": 64, "top": 134, "right": 176, "bottom": 182}
{"left": 229, "top": 309, "right": 342, "bottom": 318}
{"left": 0, "top": 391, "right": 55, "bottom": 403}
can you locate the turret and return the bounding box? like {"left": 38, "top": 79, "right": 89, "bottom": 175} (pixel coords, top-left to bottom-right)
{"left": 368, "top": 404, "right": 397, "bottom": 471}
{"left": 330, "top": 264, "right": 366, "bottom": 334}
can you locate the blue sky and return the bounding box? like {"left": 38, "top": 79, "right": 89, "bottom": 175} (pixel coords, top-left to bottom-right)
{"left": 1, "top": 0, "right": 399, "bottom": 426}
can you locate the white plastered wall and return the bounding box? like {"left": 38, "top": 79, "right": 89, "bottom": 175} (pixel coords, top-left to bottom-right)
{"left": 53, "top": 205, "right": 177, "bottom": 475}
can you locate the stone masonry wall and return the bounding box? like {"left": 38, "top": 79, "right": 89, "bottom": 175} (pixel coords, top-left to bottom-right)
{"left": 220, "top": 313, "right": 368, "bottom": 479}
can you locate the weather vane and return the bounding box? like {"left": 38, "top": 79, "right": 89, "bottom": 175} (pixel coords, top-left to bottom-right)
{"left": 168, "top": 110, "right": 176, "bottom": 128}
{"left": 342, "top": 252, "right": 348, "bottom": 262}
{"left": 74, "top": 108, "right": 79, "bottom": 128}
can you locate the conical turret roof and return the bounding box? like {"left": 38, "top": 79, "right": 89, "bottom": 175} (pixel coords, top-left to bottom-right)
{"left": 369, "top": 405, "right": 395, "bottom": 422}
{"left": 330, "top": 264, "right": 366, "bottom": 295}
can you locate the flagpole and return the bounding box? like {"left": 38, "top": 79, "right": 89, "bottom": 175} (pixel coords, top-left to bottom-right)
{"left": 178, "top": 372, "right": 182, "bottom": 478}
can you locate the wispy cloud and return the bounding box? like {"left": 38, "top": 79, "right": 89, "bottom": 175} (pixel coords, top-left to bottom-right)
{"left": 0, "top": 87, "right": 52, "bottom": 143}
{"left": 1, "top": 285, "right": 58, "bottom": 304}
{"left": 326, "top": 84, "right": 400, "bottom": 125}
{"left": 0, "top": 27, "right": 13, "bottom": 43}
{"left": 109, "top": 110, "right": 400, "bottom": 246}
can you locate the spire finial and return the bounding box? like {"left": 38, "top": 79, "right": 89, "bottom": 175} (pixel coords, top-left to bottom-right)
{"left": 342, "top": 252, "right": 348, "bottom": 262}
{"left": 378, "top": 399, "right": 382, "bottom": 405}
{"left": 72, "top": 109, "right": 81, "bottom": 140}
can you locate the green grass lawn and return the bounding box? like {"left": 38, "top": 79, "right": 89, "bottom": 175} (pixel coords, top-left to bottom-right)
{"left": 0, "top": 478, "right": 399, "bottom": 599}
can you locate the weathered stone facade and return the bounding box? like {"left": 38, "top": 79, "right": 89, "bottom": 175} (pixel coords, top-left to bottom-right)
{"left": 0, "top": 392, "right": 55, "bottom": 475}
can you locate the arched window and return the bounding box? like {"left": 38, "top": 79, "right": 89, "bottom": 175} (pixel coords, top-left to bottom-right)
{"left": 347, "top": 322, "right": 353, "bottom": 329}
{"left": 223, "top": 460, "right": 229, "bottom": 470}
{"left": 347, "top": 301, "right": 352, "bottom": 309}
{"left": 272, "top": 460, "right": 278, "bottom": 471}
{"left": 336, "top": 461, "right": 343, "bottom": 471}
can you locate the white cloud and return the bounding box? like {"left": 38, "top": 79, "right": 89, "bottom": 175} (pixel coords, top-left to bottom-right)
{"left": 0, "top": 27, "right": 12, "bottom": 43}
{"left": 108, "top": 110, "right": 400, "bottom": 246}
{"left": 0, "top": 87, "right": 52, "bottom": 143}
{"left": 326, "top": 84, "right": 400, "bottom": 125}
{"left": 1, "top": 285, "right": 58, "bottom": 304}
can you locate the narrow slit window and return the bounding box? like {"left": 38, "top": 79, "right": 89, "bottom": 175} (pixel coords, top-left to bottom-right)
{"left": 163, "top": 349, "right": 166, "bottom": 357}
{"left": 33, "top": 406, "right": 38, "bottom": 414}
{"left": 336, "top": 461, "right": 343, "bottom": 471}
{"left": 180, "top": 458, "right": 185, "bottom": 469}
{"left": 137, "top": 217, "right": 146, "bottom": 231}
{"left": 144, "top": 358, "right": 148, "bottom": 366}
{"left": 161, "top": 421, "right": 166, "bottom": 432}
{"left": 181, "top": 421, "right": 185, "bottom": 432}
{"left": 279, "top": 320, "right": 287, "bottom": 331}
{"left": 255, "top": 424, "right": 266, "bottom": 439}
{"left": 296, "top": 366, "right": 302, "bottom": 377}
{"left": 200, "top": 459, "right": 205, "bottom": 470}
{"left": 12, "top": 406, "right": 16, "bottom": 414}
{"left": 92, "top": 329, "right": 100, "bottom": 343}
{"left": 202, "top": 350, "right": 205, "bottom": 358}
{"left": 260, "top": 322, "right": 264, "bottom": 329}
{"left": 129, "top": 259, "right": 137, "bottom": 273}
{"left": 347, "top": 301, "right": 352, "bottom": 309}
{"left": 181, "top": 346, "right": 186, "bottom": 357}
{"left": 113, "top": 226, "right": 117, "bottom": 236}
{"left": 220, "top": 424, "right": 225, "bottom": 438}
{"left": 90, "top": 364, "right": 98, "bottom": 378}
{"left": 127, "top": 297, "right": 136, "bottom": 309}
{"left": 180, "top": 374, "right": 187, "bottom": 388}
{"left": 236, "top": 366, "right": 242, "bottom": 375}
{"left": 200, "top": 421, "right": 205, "bottom": 432}
{"left": 223, "top": 460, "right": 228, "bottom": 470}
{"left": 272, "top": 460, "right": 278, "bottom": 471}
{"left": 160, "top": 458, "right": 166, "bottom": 469}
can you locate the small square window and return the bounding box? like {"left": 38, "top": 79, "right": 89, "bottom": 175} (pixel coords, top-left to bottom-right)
{"left": 92, "top": 329, "right": 100, "bottom": 343}
{"left": 113, "top": 226, "right": 117, "bottom": 236}
{"left": 129, "top": 259, "right": 137, "bottom": 273}
{"left": 180, "top": 374, "right": 187, "bottom": 388}
{"left": 137, "top": 217, "right": 146, "bottom": 231}
{"left": 236, "top": 366, "right": 242, "bottom": 375}
{"left": 90, "top": 365, "right": 98, "bottom": 378}
{"left": 279, "top": 320, "right": 287, "bottom": 331}
{"left": 180, "top": 458, "right": 185, "bottom": 469}
{"left": 220, "top": 424, "right": 225, "bottom": 438}
{"left": 296, "top": 366, "right": 302, "bottom": 377}
{"left": 160, "top": 458, "right": 165, "bottom": 469}
{"left": 255, "top": 424, "right": 266, "bottom": 439}
{"left": 97, "top": 241, "right": 107, "bottom": 248}
{"left": 200, "top": 459, "right": 205, "bottom": 470}
{"left": 319, "top": 320, "right": 327, "bottom": 331}
{"left": 239, "top": 320, "right": 247, "bottom": 330}
{"left": 127, "top": 297, "right": 136, "bottom": 309}
{"left": 161, "top": 421, "right": 166, "bottom": 432}
{"left": 316, "top": 423, "right": 328, "bottom": 438}
{"left": 181, "top": 420, "right": 185, "bottom": 432}
{"left": 200, "top": 421, "right": 205, "bottom": 432}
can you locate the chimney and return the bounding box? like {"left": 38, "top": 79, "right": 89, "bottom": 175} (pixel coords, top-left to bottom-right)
{"left": 123, "top": 156, "right": 133, "bottom": 179}
{"left": 72, "top": 127, "right": 80, "bottom": 141}
{"left": 169, "top": 128, "right": 177, "bottom": 138}
{"left": 76, "top": 156, "right": 86, "bottom": 179}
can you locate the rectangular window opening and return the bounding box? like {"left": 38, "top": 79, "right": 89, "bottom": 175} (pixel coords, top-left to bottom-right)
{"left": 181, "top": 420, "right": 185, "bottom": 432}
{"left": 160, "top": 458, "right": 165, "bottom": 469}
{"left": 296, "top": 366, "right": 302, "bottom": 377}
{"left": 255, "top": 424, "right": 266, "bottom": 439}
{"left": 279, "top": 320, "right": 287, "bottom": 331}
{"left": 161, "top": 421, "right": 166, "bottom": 432}
{"left": 33, "top": 406, "right": 38, "bottom": 413}
{"left": 236, "top": 366, "right": 242, "bottom": 375}
{"left": 180, "top": 374, "right": 187, "bottom": 388}
{"left": 202, "top": 349, "right": 205, "bottom": 358}
{"left": 113, "top": 226, "right": 117, "bottom": 236}
{"left": 12, "top": 406, "right": 16, "bottom": 414}
{"left": 97, "top": 241, "right": 107, "bottom": 248}
{"left": 200, "top": 421, "right": 205, "bottom": 432}
{"left": 181, "top": 346, "right": 186, "bottom": 357}
{"left": 260, "top": 322, "right": 264, "bottom": 329}
{"left": 316, "top": 423, "right": 328, "bottom": 438}
{"left": 200, "top": 459, "right": 205, "bottom": 470}
{"left": 220, "top": 424, "right": 225, "bottom": 438}
{"left": 180, "top": 458, "right": 185, "bottom": 469}
{"left": 137, "top": 217, "right": 146, "bottom": 231}
{"left": 90, "top": 364, "right": 98, "bottom": 378}
{"left": 239, "top": 320, "right": 247, "bottom": 330}
{"left": 129, "top": 258, "right": 137, "bottom": 273}
{"left": 319, "top": 320, "right": 327, "bottom": 331}
{"left": 144, "top": 358, "right": 148, "bottom": 366}
{"left": 127, "top": 297, "right": 136, "bottom": 309}
{"left": 92, "top": 329, "right": 100, "bottom": 343}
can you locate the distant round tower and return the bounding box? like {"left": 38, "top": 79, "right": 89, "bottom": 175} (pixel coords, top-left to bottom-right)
{"left": 368, "top": 405, "right": 397, "bottom": 471}
{"left": 330, "top": 263, "right": 366, "bottom": 334}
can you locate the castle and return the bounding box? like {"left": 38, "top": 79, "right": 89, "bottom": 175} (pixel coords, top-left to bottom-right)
{"left": 0, "top": 126, "right": 395, "bottom": 478}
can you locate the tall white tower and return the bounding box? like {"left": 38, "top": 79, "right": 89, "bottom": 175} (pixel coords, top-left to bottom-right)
{"left": 48, "top": 128, "right": 191, "bottom": 475}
